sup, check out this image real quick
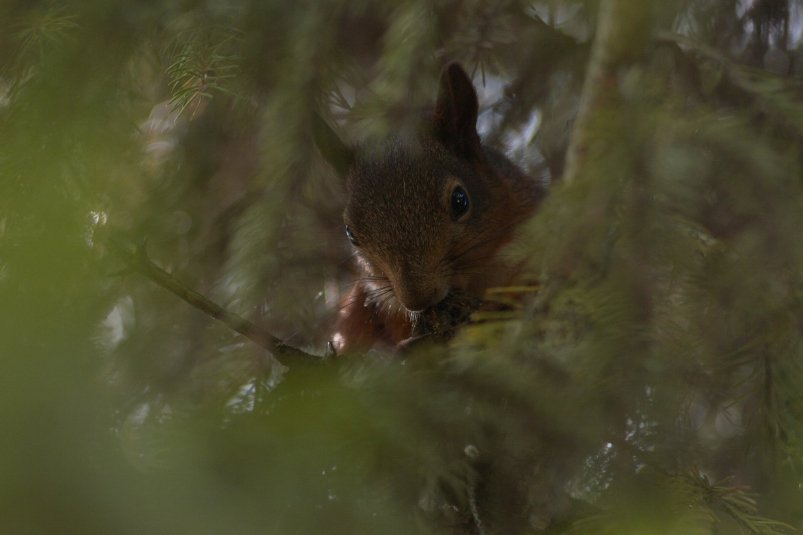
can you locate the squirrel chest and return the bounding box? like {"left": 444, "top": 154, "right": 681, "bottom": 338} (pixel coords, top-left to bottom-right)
{"left": 315, "top": 64, "right": 545, "bottom": 353}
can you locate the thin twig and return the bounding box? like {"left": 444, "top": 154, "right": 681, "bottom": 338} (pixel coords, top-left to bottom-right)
{"left": 108, "top": 238, "right": 324, "bottom": 365}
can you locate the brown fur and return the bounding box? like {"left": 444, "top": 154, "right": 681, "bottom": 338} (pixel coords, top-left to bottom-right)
{"left": 315, "top": 63, "right": 545, "bottom": 353}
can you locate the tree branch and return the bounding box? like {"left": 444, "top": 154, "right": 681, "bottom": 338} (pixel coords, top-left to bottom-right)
{"left": 107, "top": 238, "right": 324, "bottom": 365}
{"left": 562, "top": 0, "right": 650, "bottom": 185}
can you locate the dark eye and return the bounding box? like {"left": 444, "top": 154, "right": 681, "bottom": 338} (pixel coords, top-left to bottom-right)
{"left": 345, "top": 225, "right": 359, "bottom": 246}
{"left": 450, "top": 185, "right": 470, "bottom": 221}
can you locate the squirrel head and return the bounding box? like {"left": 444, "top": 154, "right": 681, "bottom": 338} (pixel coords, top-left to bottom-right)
{"left": 315, "top": 63, "right": 539, "bottom": 313}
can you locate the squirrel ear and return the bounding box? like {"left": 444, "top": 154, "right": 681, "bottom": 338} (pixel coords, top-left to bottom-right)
{"left": 433, "top": 63, "right": 482, "bottom": 160}
{"left": 312, "top": 112, "right": 355, "bottom": 177}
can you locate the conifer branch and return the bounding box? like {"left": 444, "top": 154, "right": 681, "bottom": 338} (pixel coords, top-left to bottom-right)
{"left": 166, "top": 28, "right": 243, "bottom": 119}
{"left": 108, "top": 238, "right": 323, "bottom": 365}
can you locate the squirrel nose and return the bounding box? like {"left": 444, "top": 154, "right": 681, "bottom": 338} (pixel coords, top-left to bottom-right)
{"left": 394, "top": 282, "right": 448, "bottom": 313}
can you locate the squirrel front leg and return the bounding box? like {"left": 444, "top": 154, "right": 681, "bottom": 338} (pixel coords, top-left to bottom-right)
{"left": 332, "top": 281, "right": 412, "bottom": 354}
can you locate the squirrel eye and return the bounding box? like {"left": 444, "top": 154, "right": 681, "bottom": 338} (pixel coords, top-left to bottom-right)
{"left": 450, "top": 185, "right": 470, "bottom": 221}
{"left": 345, "top": 225, "right": 359, "bottom": 246}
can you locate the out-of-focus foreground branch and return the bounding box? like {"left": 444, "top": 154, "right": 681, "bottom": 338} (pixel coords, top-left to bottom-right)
{"left": 562, "top": 0, "right": 650, "bottom": 185}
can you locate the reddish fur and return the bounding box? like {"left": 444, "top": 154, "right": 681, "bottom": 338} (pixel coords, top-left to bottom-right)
{"left": 315, "top": 63, "right": 545, "bottom": 354}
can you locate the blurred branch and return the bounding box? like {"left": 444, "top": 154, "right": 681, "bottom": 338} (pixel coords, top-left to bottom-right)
{"left": 108, "top": 239, "right": 324, "bottom": 365}
{"left": 562, "top": 0, "right": 650, "bottom": 185}
{"left": 655, "top": 31, "right": 803, "bottom": 148}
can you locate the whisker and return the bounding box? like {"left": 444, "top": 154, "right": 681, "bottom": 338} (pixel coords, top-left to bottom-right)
{"left": 336, "top": 293, "right": 368, "bottom": 313}
{"left": 334, "top": 276, "right": 395, "bottom": 313}
{"left": 341, "top": 276, "right": 392, "bottom": 293}
{"left": 360, "top": 276, "right": 391, "bottom": 283}
{"left": 365, "top": 286, "right": 396, "bottom": 308}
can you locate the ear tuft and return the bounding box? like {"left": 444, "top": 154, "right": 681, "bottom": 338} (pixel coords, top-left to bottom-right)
{"left": 433, "top": 63, "right": 481, "bottom": 160}
{"left": 312, "top": 113, "right": 355, "bottom": 177}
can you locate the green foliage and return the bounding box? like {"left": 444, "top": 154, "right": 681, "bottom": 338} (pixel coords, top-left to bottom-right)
{"left": 166, "top": 28, "right": 242, "bottom": 119}
{"left": 1, "top": 1, "right": 802, "bottom": 533}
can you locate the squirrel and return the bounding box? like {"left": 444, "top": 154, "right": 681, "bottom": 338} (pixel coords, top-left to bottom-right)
{"left": 315, "top": 63, "right": 545, "bottom": 354}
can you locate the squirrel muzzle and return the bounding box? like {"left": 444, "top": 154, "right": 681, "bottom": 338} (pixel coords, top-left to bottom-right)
{"left": 389, "top": 270, "right": 449, "bottom": 313}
